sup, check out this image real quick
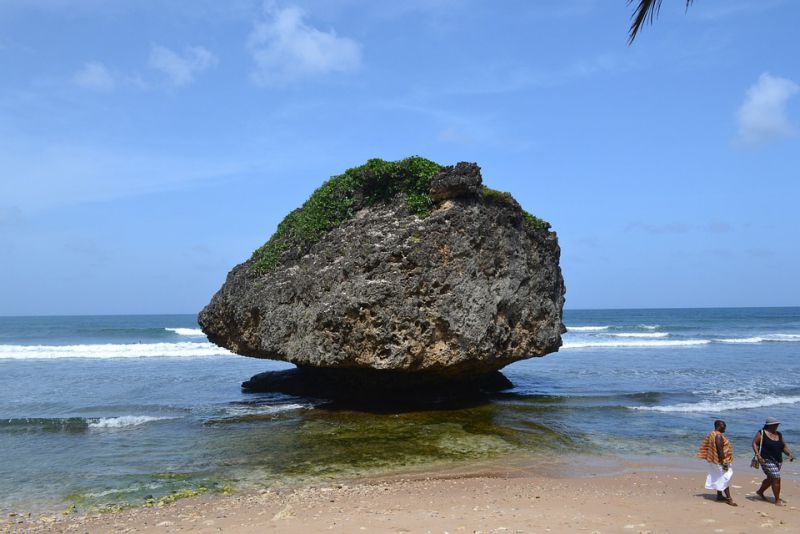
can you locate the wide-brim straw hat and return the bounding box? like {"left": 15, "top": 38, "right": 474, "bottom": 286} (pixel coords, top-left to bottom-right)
{"left": 765, "top": 417, "right": 780, "bottom": 425}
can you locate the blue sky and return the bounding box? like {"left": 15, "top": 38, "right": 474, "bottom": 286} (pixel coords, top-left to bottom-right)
{"left": 1, "top": 0, "right": 798, "bottom": 315}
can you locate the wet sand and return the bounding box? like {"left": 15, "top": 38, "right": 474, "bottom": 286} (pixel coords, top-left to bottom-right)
{"left": 5, "top": 457, "right": 799, "bottom": 533}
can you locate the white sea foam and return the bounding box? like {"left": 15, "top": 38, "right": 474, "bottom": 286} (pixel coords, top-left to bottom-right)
{"left": 561, "top": 339, "right": 710, "bottom": 349}
{"left": 165, "top": 328, "right": 205, "bottom": 337}
{"left": 639, "top": 324, "right": 659, "bottom": 330}
{"left": 716, "top": 337, "right": 765, "bottom": 344}
{"left": 88, "top": 415, "right": 175, "bottom": 429}
{"left": 223, "top": 404, "right": 308, "bottom": 417}
{"left": 770, "top": 333, "right": 800, "bottom": 341}
{"left": 0, "top": 342, "right": 233, "bottom": 359}
{"left": 631, "top": 395, "right": 800, "bottom": 413}
{"left": 716, "top": 334, "right": 800, "bottom": 344}
{"left": 610, "top": 332, "right": 669, "bottom": 338}
{"left": 567, "top": 326, "right": 610, "bottom": 332}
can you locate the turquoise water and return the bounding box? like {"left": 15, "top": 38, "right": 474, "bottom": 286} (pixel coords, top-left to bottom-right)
{"left": 1, "top": 308, "right": 798, "bottom": 513}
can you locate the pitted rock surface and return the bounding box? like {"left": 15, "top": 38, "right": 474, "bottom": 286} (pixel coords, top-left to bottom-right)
{"left": 199, "top": 163, "right": 565, "bottom": 380}
{"left": 430, "top": 162, "right": 483, "bottom": 201}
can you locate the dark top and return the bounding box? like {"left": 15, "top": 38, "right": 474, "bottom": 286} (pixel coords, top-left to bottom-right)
{"left": 761, "top": 431, "right": 784, "bottom": 463}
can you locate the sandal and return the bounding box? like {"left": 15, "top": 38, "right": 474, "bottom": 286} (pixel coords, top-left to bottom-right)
{"left": 725, "top": 498, "right": 738, "bottom": 507}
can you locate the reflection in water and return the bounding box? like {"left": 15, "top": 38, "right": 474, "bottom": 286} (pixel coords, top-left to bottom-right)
{"left": 197, "top": 391, "right": 577, "bottom": 490}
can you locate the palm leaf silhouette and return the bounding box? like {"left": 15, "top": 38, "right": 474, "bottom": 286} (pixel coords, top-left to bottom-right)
{"left": 629, "top": 0, "right": 694, "bottom": 43}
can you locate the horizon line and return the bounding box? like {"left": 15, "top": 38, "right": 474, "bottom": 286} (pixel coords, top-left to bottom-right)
{"left": 1, "top": 304, "right": 799, "bottom": 319}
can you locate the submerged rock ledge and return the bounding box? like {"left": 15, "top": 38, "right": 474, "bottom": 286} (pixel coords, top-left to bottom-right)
{"left": 199, "top": 157, "right": 565, "bottom": 395}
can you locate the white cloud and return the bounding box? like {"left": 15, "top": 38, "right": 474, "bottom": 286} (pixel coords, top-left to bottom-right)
{"left": 437, "top": 127, "right": 472, "bottom": 144}
{"left": 73, "top": 61, "right": 116, "bottom": 91}
{"left": 247, "top": 4, "right": 362, "bottom": 86}
{"left": 736, "top": 73, "right": 799, "bottom": 145}
{"left": 0, "top": 139, "right": 249, "bottom": 212}
{"left": 148, "top": 44, "right": 218, "bottom": 86}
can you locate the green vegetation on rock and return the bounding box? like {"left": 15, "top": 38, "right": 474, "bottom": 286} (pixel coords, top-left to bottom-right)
{"left": 482, "top": 186, "right": 551, "bottom": 231}
{"left": 250, "top": 158, "right": 551, "bottom": 274}
{"left": 251, "top": 156, "right": 443, "bottom": 273}
{"left": 481, "top": 186, "right": 516, "bottom": 207}
{"left": 522, "top": 211, "right": 551, "bottom": 231}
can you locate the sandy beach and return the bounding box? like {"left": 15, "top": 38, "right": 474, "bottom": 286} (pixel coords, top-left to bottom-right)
{"left": 6, "top": 457, "right": 798, "bottom": 534}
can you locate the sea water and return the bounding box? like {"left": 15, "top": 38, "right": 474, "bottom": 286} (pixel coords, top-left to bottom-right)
{"left": 0, "top": 308, "right": 798, "bottom": 513}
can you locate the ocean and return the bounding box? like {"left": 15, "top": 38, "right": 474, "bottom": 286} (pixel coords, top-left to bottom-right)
{"left": 1, "top": 308, "right": 798, "bottom": 514}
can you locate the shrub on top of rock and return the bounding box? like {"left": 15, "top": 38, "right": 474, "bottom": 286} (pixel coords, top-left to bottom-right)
{"left": 251, "top": 156, "right": 443, "bottom": 273}
{"left": 250, "top": 157, "right": 550, "bottom": 273}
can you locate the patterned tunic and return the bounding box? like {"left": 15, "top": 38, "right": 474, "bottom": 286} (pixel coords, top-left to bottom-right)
{"left": 697, "top": 430, "right": 733, "bottom": 464}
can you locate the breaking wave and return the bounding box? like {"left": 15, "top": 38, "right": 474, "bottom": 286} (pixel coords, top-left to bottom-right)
{"left": 0, "top": 415, "right": 176, "bottom": 431}
{"left": 562, "top": 333, "right": 800, "bottom": 349}
{"left": 165, "top": 328, "right": 205, "bottom": 337}
{"left": 610, "top": 333, "right": 669, "bottom": 338}
{"left": 566, "top": 326, "right": 609, "bottom": 332}
{"left": 88, "top": 416, "right": 176, "bottom": 429}
{"left": 716, "top": 337, "right": 765, "bottom": 344}
{"left": 0, "top": 342, "right": 232, "bottom": 359}
{"left": 630, "top": 396, "right": 800, "bottom": 413}
{"left": 716, "top": 334, "right": 800, "bottom": 344}
{"left": 561, "top": 339, "right": 710, "bottom": 349}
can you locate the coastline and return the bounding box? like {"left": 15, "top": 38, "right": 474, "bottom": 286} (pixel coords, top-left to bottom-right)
{"left": 6, "top": 455, "right": 799, "bottom": 533}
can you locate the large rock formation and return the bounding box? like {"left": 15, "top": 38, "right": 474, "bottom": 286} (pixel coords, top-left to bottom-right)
{"left": 199, "top": 158, "right": 565, "bottom": 396}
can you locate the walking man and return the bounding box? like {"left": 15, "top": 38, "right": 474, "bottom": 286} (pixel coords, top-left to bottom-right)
{"left": 697, "top": 420, "right": 737, "bottom": 506}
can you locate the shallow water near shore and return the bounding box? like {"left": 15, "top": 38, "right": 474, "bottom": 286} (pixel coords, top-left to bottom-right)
{"left": 1, "top": 307, "right": 799, "bottom": 514}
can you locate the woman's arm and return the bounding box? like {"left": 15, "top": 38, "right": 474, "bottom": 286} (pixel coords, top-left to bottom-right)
{"left": 781, "top": 434, "right": 795, "bottom": 461}
{"left": 753, "top": 432, "right": 764, "bottom": 463}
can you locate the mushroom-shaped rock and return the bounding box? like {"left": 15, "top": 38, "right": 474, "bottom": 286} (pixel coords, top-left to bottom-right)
{"left": 199, "top": 157, "right": 565, "bottom": 393}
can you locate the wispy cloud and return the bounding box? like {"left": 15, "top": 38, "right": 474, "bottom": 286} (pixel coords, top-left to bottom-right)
{"left": 626, "top": 222, "right": 690, "bottom": 235}
{"left": 73, "top": 61, "right": 116, "bottom": 91}
{"left": 705, "top": 221, "right": 733, "bottom": 233}
{"left": 247, "top": 3, "right": 362, "bottom": 86}
{"left": 72, "top": 45, "right": 217, "bottom": 92}
{"left": 736, "top": 72, "right": 799, "bottom": 145}
{"left": 0, "top": 140, "right": 250, "bottom": 212}
{"left": 406, "top": 52, "right": 634, "bottom": 100}
{"left": 626, "top": 221, "right": 737, "bottom": 235}
{"left": 693, "top": 0, "right": 785, "bottom": 21}
{"left": 437, "top": 127, "right": 473, "bottom": 144}
{"left": 148, "top": 44, "right": 218, "bottom": 86}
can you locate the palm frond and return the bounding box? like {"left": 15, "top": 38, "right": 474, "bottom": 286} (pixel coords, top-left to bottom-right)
{"left": 628, "top": 0, "right": 694, "bottom": 44}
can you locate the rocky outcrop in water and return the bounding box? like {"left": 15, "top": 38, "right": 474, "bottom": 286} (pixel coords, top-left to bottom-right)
{"left": 199, "top": 157, "right": 565, "bottom": 395}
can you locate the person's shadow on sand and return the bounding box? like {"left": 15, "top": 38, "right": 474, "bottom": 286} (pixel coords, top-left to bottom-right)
{"left": 743, "top": 493, "right": 785, "bottom": 505}
{"left": 694, "top": 493, "right": 742, "bottom": 506}
{"left": 695, "top": 492, "right": 788, "bottom": 505}
{"left": 694, "top": 493, "right": 723, "bottom": 502}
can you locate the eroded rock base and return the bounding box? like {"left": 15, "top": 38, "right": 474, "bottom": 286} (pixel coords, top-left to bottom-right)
{"left": 242, "top": 367, "right": 513, "bottom": 409}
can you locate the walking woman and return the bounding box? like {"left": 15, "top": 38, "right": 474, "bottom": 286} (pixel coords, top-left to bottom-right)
{"left": 753, "top": 417, "right": 795, "bottom": 506}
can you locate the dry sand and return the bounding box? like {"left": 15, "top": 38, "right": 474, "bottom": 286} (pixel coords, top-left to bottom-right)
{"left": 4, "top": 457, "right": 798, "bottom": 533}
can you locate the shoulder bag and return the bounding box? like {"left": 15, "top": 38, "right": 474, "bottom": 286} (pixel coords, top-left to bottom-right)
{"left": 751, "top": 430, "right": 763, "bottom": 469}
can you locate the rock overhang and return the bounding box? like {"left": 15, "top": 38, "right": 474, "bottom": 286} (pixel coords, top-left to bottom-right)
{"left": 199, "top": 157, "right": 565, "bottom": 393}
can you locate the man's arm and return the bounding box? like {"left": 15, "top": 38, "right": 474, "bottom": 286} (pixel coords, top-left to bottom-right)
{"left": 715, "top": 433, "right": 728, "bottom": 469}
